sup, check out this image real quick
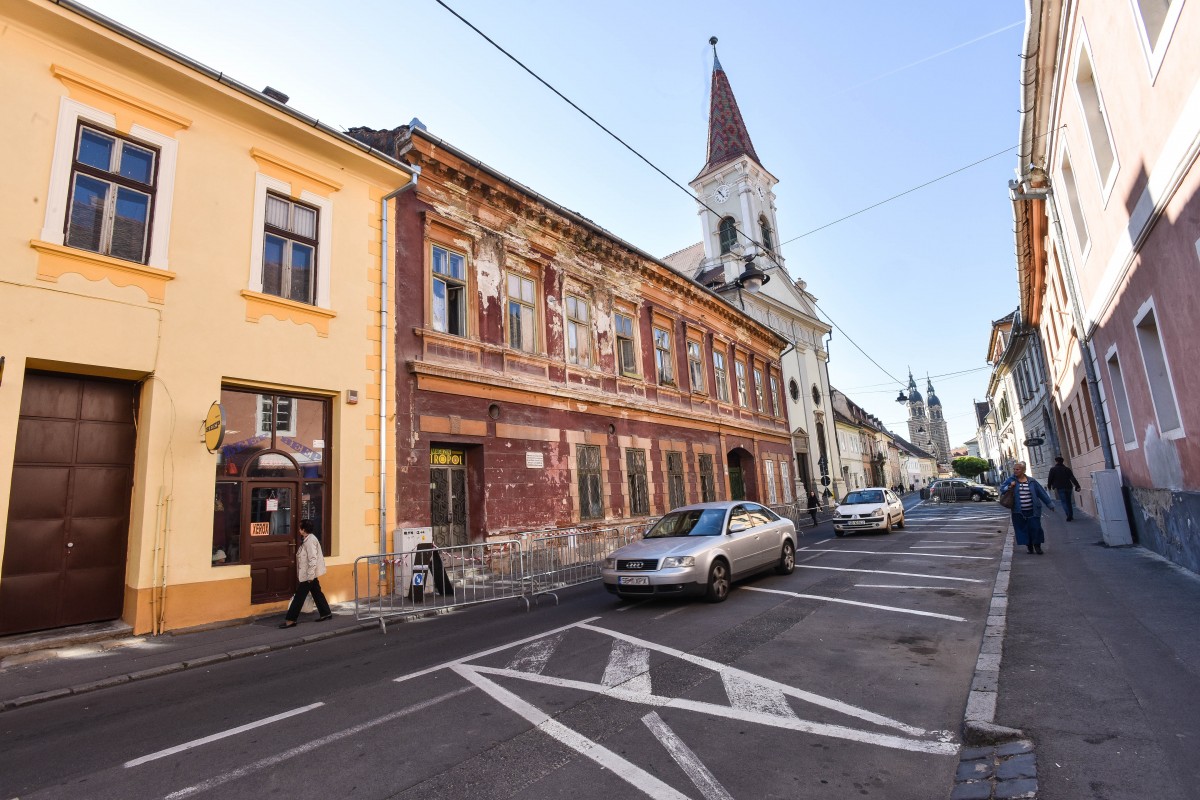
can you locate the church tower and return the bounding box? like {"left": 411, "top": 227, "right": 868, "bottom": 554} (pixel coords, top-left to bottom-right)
{"left": 926, "top": 375, "right": 952, "bottom": 467}
{"left": 904, "top": 370, "right": 938, "bottom": 460}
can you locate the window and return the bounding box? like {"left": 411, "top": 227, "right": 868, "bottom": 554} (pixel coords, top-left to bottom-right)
{"left": 698, "top": 454, "right": 716, "bottom": 502}
{"left": 779, "top": 459, "right": 792, "bottom": 503}
{"left": 753, "top": 367, "right": 765, "bottom": 411}
{"left": 1134, "top": 302, "right": 1182, "bottom": 435}
{"left": 735, "top": 361, "right": 749, "bottom": 407}
{"left": 770, "top": 375, "right": 782, "bottom": 417}
{"left": 687, "top": 340, "right": 705, "bottom": 393}
{"left": 565, "top": 294, "right": 592, "bottom": 367}
{"left": 667, "top": 451, "right": 686, "bottom": 509}
{"left": 789, "top": 379, "right": 800, "bottom": 402}
{"left": 760, "top": 216, "right": 773, "bottom": 252}
{"left": 1132, "top": 0, "right": 1185, "bottom": 72}
{"left": 713, "top": 349, "right": 731, "bottom": 402}
{"left": 577, "top": 445, "right": 603, "bottom": 520}
{"left": 1081, "top": 379, "right": 1100, "bottom": 448}
{"left": 626, "top": 448, "right": 649, "bottom": 516}
{"left": 65, "top": 124, "right": 158, "bottom": 263}
{"left": 431, "top": 245, "right": 467, "bottom": 336}
{"left": 719, "top": 217, "right": 737, "bottom": 254}
{"left": 764, "top": 460, "right": 778, "bottom": 505}
{"left": 262, "top": 194, "right": 319, "bottom": 304}
{"left": 615, "top": 312, "right": 639, "bottom": 377}
{"left": 507, "top": 272, "right": 537, "bottom": 352}
{"left": 1067, "top": 403, "right": 1082, "bottom": 456}
{"left": 653, "top": 326, "right": 674, "bottom": 385}
{"left": 257, "top": 395, "right": 297, "bottom": 437}
{"left": 1106, "top": 348, "right": 1138, "bottom": 446}
{"left": 1059, "top": 149, "right": 1090, "bottom": 253}
{"left": 1074, "top": 41, "right": 1118, "bottom": 191}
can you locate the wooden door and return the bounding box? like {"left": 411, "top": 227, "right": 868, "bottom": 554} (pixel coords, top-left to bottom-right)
{"left": 246, "top": 484, "right": 297, "bottom": 602}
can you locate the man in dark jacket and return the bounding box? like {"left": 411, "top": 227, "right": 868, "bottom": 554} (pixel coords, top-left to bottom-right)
{"left": 1046, "top": 456, "right": 1082, "bottom": 521}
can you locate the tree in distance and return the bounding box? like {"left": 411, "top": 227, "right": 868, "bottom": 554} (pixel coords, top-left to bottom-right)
{"left": 952, "top": 456, "right": 989, "bottom": 480}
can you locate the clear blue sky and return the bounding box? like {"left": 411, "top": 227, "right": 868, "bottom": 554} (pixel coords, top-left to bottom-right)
{"left": 82, "top": 0, "right": 1026, "bottom": 446}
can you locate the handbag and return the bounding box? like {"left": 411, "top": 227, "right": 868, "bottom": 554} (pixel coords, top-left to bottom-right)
{"left": 999, "top": 484, "right": 1015, "bottom": 509}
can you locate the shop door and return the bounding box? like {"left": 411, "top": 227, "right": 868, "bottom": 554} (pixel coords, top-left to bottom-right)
{"left": 1, "top": 373, "right": 135, "bottom": 635}
{"left": 728, "top": 467, "right": 745, "bottom": 501}
{"left": 430, "top": 467, "right": 468, "bottom": 547}
{"left": 246, "top": 484, "right": 297, "bottom": 603}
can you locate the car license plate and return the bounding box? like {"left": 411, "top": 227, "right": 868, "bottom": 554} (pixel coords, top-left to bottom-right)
{"left": 847, "top": 520, "right": 866, "bottom": 526}
{"left": 619, "top": 576, "right": 649, "bottom": 586}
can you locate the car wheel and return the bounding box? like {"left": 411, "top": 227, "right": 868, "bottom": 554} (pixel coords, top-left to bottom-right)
{"left": 883, "top": 515, "right": 893, "bottom": 534}
{"left": 897, "top": 513, "right": 906, "bottom": 529}
{"left": 705, "top": 560, "right": 730, "bottom": 603}
{"left": 973, "top": 493, "right": 984, "bottom": 502}
{"left": 776, "top": 541, "right": 795, "bottom": 575}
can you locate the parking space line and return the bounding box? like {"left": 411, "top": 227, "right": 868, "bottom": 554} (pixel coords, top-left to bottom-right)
{"left": 744, "top": 587, "right": 966, "bottom": 621}
{"left": 125, "top": 703, "right": 324, "bottom": 768}
{"left": 794, "top": 565, "right": 982, "bottom": 582}
{"left": 806, "top": 549, "right": 991, "bottom": 560}
{"left": 643, "top": 711, "right": 735, "bottom": 800}
{"left": 909, "top": 545, "right": 973, "bottom": 549}
{"left": 855, "top": 584, "right": 958, "bottom": 590}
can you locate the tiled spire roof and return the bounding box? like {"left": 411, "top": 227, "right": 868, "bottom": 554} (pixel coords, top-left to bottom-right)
{"left": 698, "top": 38, "right": 763, "bottom": 178}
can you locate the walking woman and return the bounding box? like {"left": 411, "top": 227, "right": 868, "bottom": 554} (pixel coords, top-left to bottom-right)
{"left": 999, "top": 462, "right": 1055, "bottom": 554}
{"left": 806, "top": 489, "right": 820, "bottom": 526}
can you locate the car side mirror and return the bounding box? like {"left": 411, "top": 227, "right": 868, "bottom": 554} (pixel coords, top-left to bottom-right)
{"left": 728, "top": 520, "right": 750, "bottom": 534}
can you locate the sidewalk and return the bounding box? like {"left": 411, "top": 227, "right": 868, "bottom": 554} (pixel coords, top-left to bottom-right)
{"left": 953, "top": 506, "right": 1200, "bottom": 799}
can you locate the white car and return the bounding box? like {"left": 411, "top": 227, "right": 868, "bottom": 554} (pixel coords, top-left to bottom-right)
{"left": 832, "top": 487, "right": 905, "bottom": 536}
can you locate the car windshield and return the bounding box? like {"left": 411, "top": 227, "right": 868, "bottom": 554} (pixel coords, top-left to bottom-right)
{"left": 645, "top": 508, "right": 726, "bottom": 538}
{"left": 843, "top": 490, "right": 884, "bottom": 505}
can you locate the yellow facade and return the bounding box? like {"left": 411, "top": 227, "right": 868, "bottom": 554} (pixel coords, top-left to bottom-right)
{"left": 0, "top": 1, "right": 412, "bottom": 634}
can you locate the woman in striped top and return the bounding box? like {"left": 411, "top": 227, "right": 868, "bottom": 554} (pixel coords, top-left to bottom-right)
{"left": 999, "top": 462, "right": 1055, "bottom": 554}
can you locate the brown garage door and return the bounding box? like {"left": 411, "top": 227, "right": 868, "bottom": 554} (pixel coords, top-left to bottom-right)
{"left": 1, "top": 372, "right": 137, "bottom": 635}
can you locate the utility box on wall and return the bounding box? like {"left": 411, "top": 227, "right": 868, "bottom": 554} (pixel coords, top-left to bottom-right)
{"left": 1091, "top": 469, "right": 1133, "bottom": 547}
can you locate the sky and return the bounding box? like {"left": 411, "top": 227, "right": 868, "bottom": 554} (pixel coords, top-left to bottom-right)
{"left": 80, "top": 0, "right": 1027, "bottom": 446}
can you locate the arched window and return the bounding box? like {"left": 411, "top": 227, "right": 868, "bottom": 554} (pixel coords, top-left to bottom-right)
{"left": 719, "top": 217, "right": 737, "bottom": 254}
{"left": 760, "top": 216, "right": 773, "bottom": 252}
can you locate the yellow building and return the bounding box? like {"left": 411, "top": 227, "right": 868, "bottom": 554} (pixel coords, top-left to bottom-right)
{"left": 0, "top": 0, "right": 416, "bottom": 635}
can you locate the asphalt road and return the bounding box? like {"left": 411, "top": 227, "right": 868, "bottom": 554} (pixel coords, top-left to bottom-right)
{"left": 1, "top": 499, "right": 1011, "bottom": 800}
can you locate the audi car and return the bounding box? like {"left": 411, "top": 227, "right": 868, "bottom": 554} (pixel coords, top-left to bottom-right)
{"left": 601, "top": 501, "right": 796, "bottom": 603}
{"left": 832, "top": 487, "right": 906, "bottom": 536}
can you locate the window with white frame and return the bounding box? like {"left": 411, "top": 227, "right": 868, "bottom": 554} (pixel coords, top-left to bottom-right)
{"left": 687, "top": 340, "right": 705, "bottom": 393}
{"left": 263, "top": 194, "right": 319, "bottom": 304}
{"left": 735, "top": 360, "right": 749, "bottom": 407}
{"left": 653, "top": 326, "right": 674, "bottom": 385}
{"left": 753, "top": 367, "right": 765, "bottom": 412}
{"left": 719, "top": 217, "right": 737, "bottom": 254}
{"left": 507, "top": 272, "right": 537, "bottom": 353}
{"left": 1074, "top": 39, "right": 1118, "bottom": 191}
{"left": 257, "top": 395, "right": 297, "bottom": 437}
{"left": 1059, "top": 148, "right": 1090, "bottom": 253}
{"left": 1105, "top": 347, "right": 1138, "bottom": 447}
{"left": 431, "top": 245, "right": 467, "bottom": 336}
{"left": 779, "top": 459, "right": 792, "bottom": 503}
{"left": 770, "top": 375, "right": 782, "bottom": 417}
{"left": 713, "top": 349, "right": 731, "bottom": 402}
{"left": 565, "top": 293, "right": 591, "bottom": 367}
{"left": 1131, "top": 0, "right": 1185, "bottom": 70}
{"left": 1134, "top": 301, "right": 1182, "bottom": 435}
{"left": 760, "top": 216, "right": 774, "bottom": 253}
{"left": 614, "top": 312, "right": 639, "bottom": 377}
{"left": 764, "top": 460, "right": 778, "bottom": 505}
{"left": 65, "top": 124, "right": 158, "bottom": 263}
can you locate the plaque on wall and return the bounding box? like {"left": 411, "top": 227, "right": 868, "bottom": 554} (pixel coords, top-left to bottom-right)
{"left": 526, "top": 451, "right": 544, "bottom": 469}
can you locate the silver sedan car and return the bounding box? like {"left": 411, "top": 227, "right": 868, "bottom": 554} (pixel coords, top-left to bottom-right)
{"left": 601, "top": 501, "right": 796, "bottom": 602}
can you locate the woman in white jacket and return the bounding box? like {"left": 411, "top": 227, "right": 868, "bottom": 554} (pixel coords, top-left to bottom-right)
{"left": 279, "top": 520, "right": 333, "bottom": 628}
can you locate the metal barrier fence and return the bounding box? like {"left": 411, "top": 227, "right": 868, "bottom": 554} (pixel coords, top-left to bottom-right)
{"left": 524, "top": 524, "right": 644, "bottom": 605}
{"left": 770, "top": 501, "right": 835, "bottom": 528}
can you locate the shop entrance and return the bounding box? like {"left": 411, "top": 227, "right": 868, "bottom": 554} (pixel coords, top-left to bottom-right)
{"left": 430, "top": 447, "right": 468, "bottom": 548}
{"left": 246, "top": 481, "right": 298, "bottom": 603}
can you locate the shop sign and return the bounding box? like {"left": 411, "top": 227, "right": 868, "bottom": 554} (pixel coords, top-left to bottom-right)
{"left": 250, "top": 522, "right": 271, "bottom": 536}
{"left": 430, "top": 448, "right": 465, "bottom": 466}
{"left": 204, "top": 402, "right": 226, "bottom": 453}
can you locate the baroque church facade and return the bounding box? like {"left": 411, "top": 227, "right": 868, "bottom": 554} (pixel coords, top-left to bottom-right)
{"left": 903, "top": 371, "right": 951, "bottom": 468}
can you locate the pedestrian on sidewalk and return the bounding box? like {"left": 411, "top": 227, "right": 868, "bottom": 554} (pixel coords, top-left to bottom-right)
{"left": 806, "top": 489, "right": 820, "bottom": 526}
{"left": 279, "top": 520, "right": 333, "bottom": 628}
{"left": 1000, "top": 461, "right": 1055, "bottom": 554}
{"left": 1046, "top": 456, "right": 1082, "bottom": 521}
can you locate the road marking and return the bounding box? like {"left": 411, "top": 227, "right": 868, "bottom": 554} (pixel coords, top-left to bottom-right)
{"left": 910, "top": 545, "right": 972, "bottom": 549}
{"left": 744, "top": 586, "right": 965, "bottom": 621}
{"left": 643, "top": 711, "right": 735, "bottom": 800}
{"left": 794, "top": 564, "right": 982, "bottom": 583}
{"left": 653, "top": 606, "right": 688, "bottom": 620}
{"left": 603, "top": 639, "right": 652, "bottom": 695}
{"left": 455, "top": 665, "right": 692, "bottom": 800}
{"left": 125, "top": 703, "right": 324, "bottom": 768}
{"left": 799, "top": 538, "right": 833, "bottom": 550}
{"left": 506, "top": 632, "right": 563, "bottom": 674}
{"left": 807, "top": 548, "right": 991, "bottom": 560}
{"left": 394, "top": 616, "right": 602, "bottom": 684}
{"left": 912, "top": 540, "right": 986, "bottom": 544}
{"left": 722, "top": 671, "right": 795, "bottom": 718}
{"left": 162, "top": 687, "right": 473, "bottom": 799}
{"left": 855, "top": 584, "right": 958, "bottom": 590}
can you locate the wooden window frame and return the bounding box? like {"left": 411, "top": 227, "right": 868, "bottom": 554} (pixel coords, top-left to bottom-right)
{"left": 505, "top": 268, "right": 540, "bottom": 354}
{"left": 577, "top": 444, "right": 603, "bottom": 520}
{"left": 262, "top": 192, "right": 320, "bottom": 306}
{"left": 713, "top": 347, "right": 731, "bottom": 403}
{"left": 653, "top": 325, "right": 675, "bottom": 386}
{"left": 734, "top": 359, "right": 749, "bottom": 408}
{"left": 686, "top": 339, "right": 705, "bottom": 394}
{"left": 430, "top": 242, "right": 470, "bottom": 338}
{"left": 614, "top": 310, "right": 640, "bottom": 378}
{"left": 565, "top": 292, "right": 593, "bottom": 368}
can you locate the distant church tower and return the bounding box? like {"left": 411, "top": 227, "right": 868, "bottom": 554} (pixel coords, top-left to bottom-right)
{"left": 925, "top": 375, "right": 952, "bottom": 467}
{"left": 904, "top": 371, "right": 938, "bottom": 460}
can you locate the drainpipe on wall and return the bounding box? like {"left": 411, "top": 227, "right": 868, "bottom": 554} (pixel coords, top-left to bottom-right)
{"left": 379, "top": 167, "right": 420, "bottom": 559}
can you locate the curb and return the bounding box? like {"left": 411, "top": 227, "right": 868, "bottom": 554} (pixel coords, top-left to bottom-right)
{"left": 950, "top": 520, "right": 1039, "bottom": 799}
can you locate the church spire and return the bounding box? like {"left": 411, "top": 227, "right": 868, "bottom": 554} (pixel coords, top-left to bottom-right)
{"left": 699, "top": 37, "right": 764, "bottom": 179}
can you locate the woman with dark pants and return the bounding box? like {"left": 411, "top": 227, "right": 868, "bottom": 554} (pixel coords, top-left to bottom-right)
{"left": 999, "top": 461, "right": 1055, "bottom": 554}
{"left": 806, "top": 489, "right": 820, "bottom": 526}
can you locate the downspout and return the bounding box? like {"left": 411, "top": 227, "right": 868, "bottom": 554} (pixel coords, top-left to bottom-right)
{"left": 821, "top": 331, "right": 842, "bottom": 500}
{"left": 379, "top": 167, "right": 420, "bottom": 559}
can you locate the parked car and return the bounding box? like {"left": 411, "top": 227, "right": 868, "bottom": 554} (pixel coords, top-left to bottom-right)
{"left": 601, "top": 501, "right": 796, "bottom": 603}
{"left": 832, "top": 487, "right": 905, "bottom": 536}
{"left": 928, "top": 479, "right": 998, "bottom": 502}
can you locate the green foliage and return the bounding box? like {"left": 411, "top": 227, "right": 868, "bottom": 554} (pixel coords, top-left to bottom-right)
{"left": 952, "top": 456, "right": 989, "bottom": 479}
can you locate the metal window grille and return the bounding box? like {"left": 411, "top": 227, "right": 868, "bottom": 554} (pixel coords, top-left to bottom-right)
{"left": 626, "top": 448, "right": 649, "bottom": 516}
{"left": 666, "top": 451, "right": 686, "bottom": 509}
{"left": 577, "top": 445, "right": 603, "bottom": 520}
{"left": 698, "top": 454, "right": 716, "bottom": 502}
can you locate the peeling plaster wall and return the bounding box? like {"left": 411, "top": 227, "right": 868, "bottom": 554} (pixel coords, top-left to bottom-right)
{"left": 1129, "top": 488, "right": 1200, "bottom": 575}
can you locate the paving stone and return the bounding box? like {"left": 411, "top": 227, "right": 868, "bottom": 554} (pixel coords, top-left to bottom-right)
{"left": 950, "top": 781, "right": 993, "bottom": 800}
{"left": 996, "top": 740, "right": 1035, "bottom": 757}
{"left": 997, "top": 753, "right": 1037, "bottom": 780}
{"left": 994, "top": 778, "right": 1038, "bottom": 799}
{"left": 956, "top": 759, "right": 994, "bottom": 781}
{"left": 972, "top": 672, "right": 999, "bottom": 692}
{"left": 959, "top": 745, "right": 995, "bottom": 761}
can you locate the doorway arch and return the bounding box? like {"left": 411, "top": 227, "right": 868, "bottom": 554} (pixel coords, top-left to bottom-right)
{"left": 726, "top": 447, "right": 758, "bottom": 502}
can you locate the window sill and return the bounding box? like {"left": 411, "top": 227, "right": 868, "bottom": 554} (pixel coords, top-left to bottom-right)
{"left": 31, "top": 239, "right": 176, "bottom": 304}
{"left": 241, "top": 290, "right": 336, "bottom": 337}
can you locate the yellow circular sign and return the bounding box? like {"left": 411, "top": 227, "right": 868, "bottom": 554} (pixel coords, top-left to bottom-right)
{"left": 204, "top": 402, "right": 226, "bottom": 453}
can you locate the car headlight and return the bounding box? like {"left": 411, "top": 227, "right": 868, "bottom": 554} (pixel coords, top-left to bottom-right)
{"left": 603, "top": 557, "right": 616, "bottom": 569}
{"left": 870, "top": 507, "right": 884, "bottom": 517}
{"left": 661, "top": 556, "right": 695, "bottom": 568}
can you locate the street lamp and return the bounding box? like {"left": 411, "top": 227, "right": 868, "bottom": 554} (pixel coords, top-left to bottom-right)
{"left": 729, "top": 243, "right": 771, "bottom": 293}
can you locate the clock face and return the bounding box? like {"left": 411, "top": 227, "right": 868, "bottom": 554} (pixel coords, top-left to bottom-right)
{"left": 714, "top": 184, "right": 730, "bottom": 203}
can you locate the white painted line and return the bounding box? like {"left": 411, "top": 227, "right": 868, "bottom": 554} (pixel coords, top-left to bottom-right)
{"left": 455, "top": 665, "right": 692, "bottom": 800}
{"left": 394, "top": 616, "right": 602, "bottom": 683}
{"left": 653, "top": 606, "right": 688, "bottom": 620}
{"left": 855, "top": 584, "right": 957, "bottom": 590}
{"left": 912, "top": 540, "right": 987, "bottom": 544}
{"left": 643, "top": 711, "right": 735, "bottom": 800}
{"left": 506, "top": 632, "right": 563, "bottom": 674}
{"left": 909, "top": 545, "right": 972, "bottom": 549}
{"left": 578, "top": 623, "right": 930, "bottom": 735}
{"left": 126, "top": 703, "right": 324, "bottom": 768}
{"left": 744, "top": 586, "right": 966, "bottom": 621}
{"left": 799, "top": 538, "right": 833, "bottom": 550}
{"left": 602, "top": 639, "right": 653, "bottom": 695}
{"left": 162, "top": 687, "right": 473, "bottom": 799}
{"left": 466, "top": 664, "right": 956, "bottom": 755}
{"left": 795, "top": 564, "right": 982, "bottom": 583}
{"left": 807, "top": 548, "right": 991, "bottom": 560}
{"left": 722, "top": 671, "right": 795, "bottom": 718}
